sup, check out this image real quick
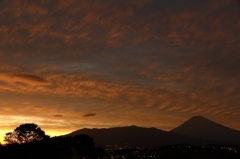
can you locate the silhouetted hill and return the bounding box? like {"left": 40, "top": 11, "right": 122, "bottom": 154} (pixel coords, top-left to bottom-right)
{"left": 171, "top": 116, "right": 240, "bottom": 144}
{"left": 66, "top": 125, "right": 224, "bottom": 147}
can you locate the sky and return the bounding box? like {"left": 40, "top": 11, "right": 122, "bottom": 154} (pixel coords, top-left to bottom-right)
{"left": 0, "top": 0, "right": 240, "bottom": 143}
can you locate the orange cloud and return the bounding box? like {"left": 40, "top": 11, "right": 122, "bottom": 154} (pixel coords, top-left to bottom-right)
{"left": 0, "top": 0, "right": 239, "bottom": 134}
{"left": 0, "top": 73, "right": 49, "bottom": 85}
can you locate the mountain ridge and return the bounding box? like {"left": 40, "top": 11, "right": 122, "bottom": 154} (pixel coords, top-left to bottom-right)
{"left": 170, "top": 116, "right": 240, "bottom": 144}
{"left": 65, "top": 116, "right": 240, "bottom": 147}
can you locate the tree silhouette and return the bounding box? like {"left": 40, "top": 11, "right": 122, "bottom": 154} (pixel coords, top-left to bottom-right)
{"left": 4, "top": 123, "right": 49, "bottom": 144}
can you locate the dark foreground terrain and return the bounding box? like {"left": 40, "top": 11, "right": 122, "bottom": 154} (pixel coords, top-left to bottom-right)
{"left": 104, "top": 144, "right": 240, "bottom": 159}
{"left": 0, "top": 137, "right": 240, "bottom": 159}
{"left": 0, "top": 135, "right": 104, "bottom": 159}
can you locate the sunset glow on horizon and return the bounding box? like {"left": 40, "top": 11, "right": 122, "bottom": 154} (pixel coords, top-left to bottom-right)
{"left": 0, "top": 0, "right": 240, "bottom": 144}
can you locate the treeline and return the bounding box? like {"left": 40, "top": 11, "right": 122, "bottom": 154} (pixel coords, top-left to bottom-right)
{"left": 0, "top": 135, "right": 104, "bottom": 159}
{"left": 0, "top": 123, "right": 104, "bottom": 158}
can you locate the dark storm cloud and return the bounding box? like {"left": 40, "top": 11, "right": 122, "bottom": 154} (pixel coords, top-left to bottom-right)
{"left": 0, "top": 0, "right": 240, "bottom": 132}
{"left": 82, "top": 113, "right": 96, "bottom": 117}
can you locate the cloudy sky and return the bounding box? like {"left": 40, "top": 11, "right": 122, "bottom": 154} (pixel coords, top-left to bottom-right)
{"left": 0, "top": 0, "right": 240, "bottom": 143}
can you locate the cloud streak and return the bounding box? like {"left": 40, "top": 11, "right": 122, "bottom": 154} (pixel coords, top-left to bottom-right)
{"left": 53, "top": 115, "right": 63, "bottom": 118}
{"left": 0, "top": 73, "right": 49, "bottom": 85}
{"left": 82, "top": 113, "right": 96, "bottom": 118}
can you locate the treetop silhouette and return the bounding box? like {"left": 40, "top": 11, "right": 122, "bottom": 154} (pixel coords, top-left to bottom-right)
{"left": 4, "top": 123, "right": 49, "bottom": 144}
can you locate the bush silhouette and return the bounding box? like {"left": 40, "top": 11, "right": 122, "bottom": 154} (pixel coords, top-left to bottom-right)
{"left": 4, "top": 123, "right": 49, "bottom": 144}
{"left": 1, "top": 124, "right": 104, "bottom": 158}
